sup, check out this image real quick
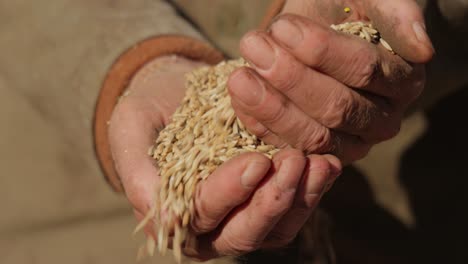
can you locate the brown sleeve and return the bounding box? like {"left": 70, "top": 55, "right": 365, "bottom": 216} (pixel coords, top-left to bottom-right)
{"left": 94, "top": 35, "right": 224, "bottom": 192}
{"left": 95, "top": 0, "right": 287, "bottom": 192}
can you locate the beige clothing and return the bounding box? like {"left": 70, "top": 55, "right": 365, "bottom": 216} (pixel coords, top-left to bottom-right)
{"left": 1, "top": 0, "right": 467, "bottom": 263}
{"left": 0, "top": 1, "right": 218, "bottom": 263}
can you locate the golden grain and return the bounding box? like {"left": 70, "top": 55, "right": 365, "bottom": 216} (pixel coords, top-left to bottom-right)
{"left": 330, "top": 21, "right": 395, "bottom": 53}
{"left": 135, "top": 21, "right": 394, "bottom": 263}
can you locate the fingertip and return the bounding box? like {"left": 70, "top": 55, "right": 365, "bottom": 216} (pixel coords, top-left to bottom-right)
{"left": 210, "top": 151, "right": 271, "bottom": 190}
{"left": 239, "top": 30, "right": 261, "bottom": 51}
{"left": 367, "top": 0, "right": 434, "bottom": 63}
{"left": 227, "top": 67, "right": 250, "bottom": 96}
{"left": 239, "top": 152, "right": 273, "bottom": 181}
{"left": 227, "top": 67, "right": 266, "bottom": 107}
{"left": 396, "top": 22, "right": 434, "bottom": 63}
{"left": 322, "top": 154, "right": 343, "bottom": 178}
{"left": 192, "top": 152, "right": 271, "bottom": 234}
{"left": 411, "top": 21, "right": 435, "bottom": 61}
{"left": 410, "top": 40, "right": 435, "bottom": 64}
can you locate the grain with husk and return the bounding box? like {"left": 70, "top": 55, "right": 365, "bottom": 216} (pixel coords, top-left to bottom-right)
{"left": 134, "top": 21, "right": 395, "bottom": 263}
{"left": 331, "top": 21, "right": 395, "bottom": 53}
{"left": 134, "top": 58, "right": 279, "bottom": 263}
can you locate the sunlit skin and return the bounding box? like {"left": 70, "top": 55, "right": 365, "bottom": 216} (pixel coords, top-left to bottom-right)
{"left": 109, "top": 0, "right": 433, "bottom": 260}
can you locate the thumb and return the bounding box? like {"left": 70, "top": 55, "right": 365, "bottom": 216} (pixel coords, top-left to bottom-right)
{"left": 108, "top": 96, "right": 162, "bottom": 214}
{"left": 364, "top": 0, "right": 435, "bottom": 63}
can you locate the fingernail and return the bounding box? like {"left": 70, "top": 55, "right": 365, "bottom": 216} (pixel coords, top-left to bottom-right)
{"left": 242, "top": 33, "right": 275, "bottom": 70}
{"left": 412, "top": 22, "right": 433, "bottom": 50}
{"left": 276, "top": 157, "right": 304, "bottom": 191}
{"left": 229, "top": 70, "right": 265, "bottom": 106}
{"left": 271, "top": 19, "right": 303, "bottom": 49}
{"left": 241, "top": 161, "right": 269, "bottom": 188}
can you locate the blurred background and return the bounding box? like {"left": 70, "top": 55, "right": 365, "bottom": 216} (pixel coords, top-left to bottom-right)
{"left": 1, "top": 0, "right": 467, "bottom": 263}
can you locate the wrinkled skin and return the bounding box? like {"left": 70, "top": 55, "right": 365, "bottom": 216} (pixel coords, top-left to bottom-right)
{"left": 229, "top": 0, "right": 434, "bottom": 164}
{"left": 109, "top": 0, "right": 433, "bottom": 260}
{"left": 109, "top": 56, "right": 341, "bottom": 260}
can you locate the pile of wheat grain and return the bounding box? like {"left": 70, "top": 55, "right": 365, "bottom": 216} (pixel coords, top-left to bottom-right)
{"left": 135, "top": 58, "right": 279, "bottom": 262}
{"left": 134, "top": 21, "right": 394, "bottom": 263}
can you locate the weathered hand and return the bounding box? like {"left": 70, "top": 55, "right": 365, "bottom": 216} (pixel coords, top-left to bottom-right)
{"left": 180, "top": 150, "right": 340, "bottom": 260}
{"left": 108, "top": 56, "right": 205, "bottom": 216}
{"left": 108, "top": 55, "right": 341, "bottom": 260}
{"left": 229, "top": 0, "right": 434, "bottom": 164}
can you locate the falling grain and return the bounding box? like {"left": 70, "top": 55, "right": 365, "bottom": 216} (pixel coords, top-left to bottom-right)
{"left": 135, "top": 21, "right": 395, "bottom": 263}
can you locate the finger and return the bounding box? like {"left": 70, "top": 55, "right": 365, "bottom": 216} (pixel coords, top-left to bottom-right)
{"left": 109, "top": 96, "right": 163, "bottom": 214}
{"left": 192, "top": 152, "right": 271, "bottom": 235}
{"left": 262, "top": 154, "right": 341, "bottom": 249}
{"left": 228, "top": 67, "right": 371, "bottom": 162}
{"left": 268, "top": 15, "right": 419, "bottom": 99}
{"left": 364, "top": 0, "right": 434, "bottom": 63}
{"left": 198, "top": 149, "right": 307, "bottom": 257}
{"left": 232, "top": 106, "right": 289, "bottom": 149}
{"left": 269, "top": 14, "right": 381, "bottom": 90}
{"left": 239, "top": 30, "right": 402, "bottom": 143}
{"left": 109, "top": 56, "right": 207, "bottom": 214}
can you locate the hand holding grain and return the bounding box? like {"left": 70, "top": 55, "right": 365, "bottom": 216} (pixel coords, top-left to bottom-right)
{"left": 229, "top": 0, "right": 434, "bottom": 164}
{"left": 108, "top": 56, "right": 341, "bottom": 261}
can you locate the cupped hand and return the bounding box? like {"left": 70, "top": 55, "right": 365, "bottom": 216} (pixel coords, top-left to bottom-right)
{"left": 229, "top": 0, "right": 434, "bottom": 164}
{"left": 108, "top": 55, "right": 342, "bottom": 260}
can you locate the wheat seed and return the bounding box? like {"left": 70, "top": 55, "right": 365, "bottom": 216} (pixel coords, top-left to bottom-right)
{"left": 330, "top": 21, "right": 395, "bottom": 53}
{"left": 134, "top": 59, "right": 279, "bottom": 262}
{"left": 134, "top": 21, "right": 395, "bottom": 263}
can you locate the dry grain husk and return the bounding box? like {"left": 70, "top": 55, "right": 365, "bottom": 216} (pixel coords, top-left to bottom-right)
{"left": 135, "top": 21, "right": 394, "bottom": 263}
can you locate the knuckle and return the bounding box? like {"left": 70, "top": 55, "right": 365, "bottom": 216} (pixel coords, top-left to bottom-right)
{"left": 322, "top": 89, "right": 362, "bottom": 130}
{"left": 270, "top": 58, "right": 304, "bottom": 93}
{"left": 218, "top": 232, "right": 260, "bottom": 256}
{"left": 276, "top": 14, "right": 330, "bottom": 66}
{"left": 259, "top": 97, "right": 288, "bottom": 125}
{"left": 299, "top": 126, "right": 333, "bottom": 154}
{"left": 346, "top": 47, "right": 379, "bottom": 87}
{"left": 263, "top": 191, "right": 291, "bottom": 218}
{"left": 250, "top": 123, "right": 271, "bottom": 139}
{"left": 309, "top": 158, "right": 333, "bottom": 181}
{"left": 303, "top": 24, "right": 330, "bottom": 66}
